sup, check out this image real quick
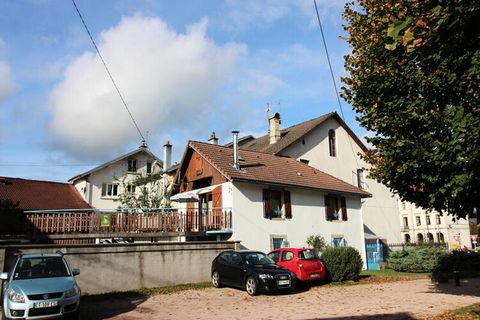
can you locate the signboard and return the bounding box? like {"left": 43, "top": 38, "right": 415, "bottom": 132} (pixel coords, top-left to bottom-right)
{"left": 100, "top": 212, "right": 111, "bottom": 227}
{"left": 472, "top": 234, "right": 478, "bottom": 243}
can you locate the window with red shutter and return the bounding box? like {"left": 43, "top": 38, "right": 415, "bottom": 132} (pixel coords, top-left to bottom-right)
{"left": 284, "top": 191, "right": 292, "bottom": 219}
{"left": 341, "top": 197, "right": 347, "bottom": 221}
{"left": 263, "top": 189, "right": 271, "bottom": 219}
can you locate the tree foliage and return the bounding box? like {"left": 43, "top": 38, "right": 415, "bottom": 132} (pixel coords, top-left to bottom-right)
{"left": 116, "top": 172, "right": 172, "bottom": 209}
{"left": 342, "top": 0, "right": 480, "bottom": 219}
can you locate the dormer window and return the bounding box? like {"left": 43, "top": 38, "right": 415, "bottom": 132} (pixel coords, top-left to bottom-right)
{"left": 328, "top": 129, "right": 336, "bottom": 157}
{"left": 146, "top": 162, "right": 152, "bottom": 174}
{"left": 128, "top": 159, "right": 137, "bottom": 172}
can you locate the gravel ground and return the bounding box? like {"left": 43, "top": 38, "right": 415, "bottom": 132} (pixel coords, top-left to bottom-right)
{"left": 80, "top": 277, "right": 480, "bottom": 320}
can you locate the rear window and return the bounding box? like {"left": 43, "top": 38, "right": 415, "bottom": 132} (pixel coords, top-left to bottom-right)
{"left": 298, "top": 249, "right": 318, "bottom": 260}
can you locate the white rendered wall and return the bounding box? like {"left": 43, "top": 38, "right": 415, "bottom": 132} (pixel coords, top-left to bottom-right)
{"left": 279, "top": 117, "right": 402, "bottom": 244}
{"left": 230, "top": 181, "right": 367, "bottom": 268}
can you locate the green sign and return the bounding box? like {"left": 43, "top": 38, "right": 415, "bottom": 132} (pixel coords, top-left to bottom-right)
{"left": 100, "top": 213, "right": 111, "bottom": 227}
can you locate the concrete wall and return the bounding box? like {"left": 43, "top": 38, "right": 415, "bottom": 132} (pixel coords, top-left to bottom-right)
{"left": 1, "top": 241, "right": 237, "bottom": 294}
{"left": 280, "top": 117, "right": 403, "bottom": 244}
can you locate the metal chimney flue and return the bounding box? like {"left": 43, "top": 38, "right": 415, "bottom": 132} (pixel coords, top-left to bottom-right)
{"left": 163, "top": 141, "right": 172, "bottom": 172}
{"left": 232, "top": 131, "right": 240, "bottom": 170}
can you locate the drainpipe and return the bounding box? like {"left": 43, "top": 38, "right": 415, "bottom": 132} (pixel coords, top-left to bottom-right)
{"left": 232, "top": 131, "right": 240, "bottom": 170}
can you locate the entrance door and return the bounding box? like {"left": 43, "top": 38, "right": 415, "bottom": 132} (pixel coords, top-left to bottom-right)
{"left": 366, "top": 241, "right": 384, "bottom": 270}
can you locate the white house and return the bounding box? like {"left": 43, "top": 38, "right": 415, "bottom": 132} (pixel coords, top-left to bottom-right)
{"left": 69, "top": 142, "right": 172, "bottom": 209}
{"left": 173, "top": 137, "right": 371, "bottom": 268}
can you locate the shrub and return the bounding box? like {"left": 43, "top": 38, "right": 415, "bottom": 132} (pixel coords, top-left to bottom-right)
{"left": 387, "top": 245, "right": 448, "bottom": 273}
{"left": 435, "top": 250, "right": 480, "bottom": 273}
{"left": 306, "top": 234, "right": 328, "bottom": 253}
{"left": 321, "top": 247, "right": 363, "bottom": 282}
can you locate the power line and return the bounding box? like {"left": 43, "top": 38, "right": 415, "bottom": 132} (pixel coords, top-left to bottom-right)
{"left": 70, "top": 0, "right": 146, "bottom": 143}
{"left": 313, "top": 0, "right": 346, "bottom": 120}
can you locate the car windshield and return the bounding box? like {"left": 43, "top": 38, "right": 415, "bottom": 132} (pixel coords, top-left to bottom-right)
{"left": 242, "top": 252, "right": 276, "bottom": 266}
{"left": 13, "top": 257, "right": 70, "bottom": 280}
{"left": 298, "top": 249, "right": 319, "bottom": 260}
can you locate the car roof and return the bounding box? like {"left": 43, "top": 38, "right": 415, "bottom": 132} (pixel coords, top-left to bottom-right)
{"left": 269, "top": 247, "right": 314, "bottom": 252}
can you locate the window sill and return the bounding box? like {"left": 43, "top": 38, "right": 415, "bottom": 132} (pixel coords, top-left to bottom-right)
{"left": 100, "top": 196, "right": 119, "bottom": 200}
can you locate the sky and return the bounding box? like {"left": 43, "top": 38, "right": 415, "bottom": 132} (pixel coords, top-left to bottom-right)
{"left": 0, "top": 0, "right": 366, "bottom": 183}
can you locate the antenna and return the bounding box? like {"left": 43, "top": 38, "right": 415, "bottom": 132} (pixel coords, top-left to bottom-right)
{"left": 265, "top": 102, "right": 271, "bottom": 118}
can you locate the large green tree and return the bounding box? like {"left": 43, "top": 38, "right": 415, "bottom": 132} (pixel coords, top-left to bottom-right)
{"left": 342, "top": 0, "right": 480, "bottom": 220}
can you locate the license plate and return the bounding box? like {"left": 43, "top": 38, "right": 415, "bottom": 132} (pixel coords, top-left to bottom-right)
{"left": 310, "top": 273, "right": 320, "bottom": 278}
{"left": 278, "top": 279, "right": 290, "bottom": 285}
{"left": 33, "top": 301, "right": 58, "bottom": 308}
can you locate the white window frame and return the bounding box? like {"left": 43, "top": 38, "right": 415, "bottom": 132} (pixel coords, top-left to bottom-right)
{"left": 101, "top": 183, "right": 119, "bottom": 198}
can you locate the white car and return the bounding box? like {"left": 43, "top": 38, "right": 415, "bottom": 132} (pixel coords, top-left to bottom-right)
{"left": 1, "top": 253, "right": 81, "bottom": 320}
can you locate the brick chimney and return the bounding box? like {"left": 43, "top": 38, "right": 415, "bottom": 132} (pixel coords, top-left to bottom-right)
{"left": 269, "top": 112, "right": 281, "bottom": 144}
{"left": 208, "top": 132, "right": 218, "bottom": 145}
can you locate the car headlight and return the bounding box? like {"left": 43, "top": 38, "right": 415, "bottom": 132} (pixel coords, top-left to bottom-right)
{"left": 6, "top": 288, "right": 26, "bottom": 303}
{"left": 258, "top": 273, "right": 274, "bottom": 280}
{"left": 64, "top": 285, "right": 80, "bottom": 298}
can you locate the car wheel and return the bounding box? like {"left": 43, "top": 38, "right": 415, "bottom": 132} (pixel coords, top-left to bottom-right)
{"left": 245, "top": 276, "right": 258, "bottom": 296}
{"left": 211, "top": 271, "right": 222, "bottom": 288}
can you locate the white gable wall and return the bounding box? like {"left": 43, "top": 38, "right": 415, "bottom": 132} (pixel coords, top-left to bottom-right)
{"left": 230, "top": 181, "right": 367, "bottom": 268}
{"left": 73, "top": 153, "right": 157, "bottom": 209}
{"left": 279, "top": 117, "right": 402, "bottom": 244}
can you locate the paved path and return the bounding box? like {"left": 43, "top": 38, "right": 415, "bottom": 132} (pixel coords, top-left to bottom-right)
{"left": 81, "top": 278, "right": 480, "bottom": 319}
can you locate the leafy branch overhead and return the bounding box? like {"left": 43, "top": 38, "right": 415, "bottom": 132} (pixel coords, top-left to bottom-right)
{"left": 342, "top": 0, "right": 480, "bottom": 219}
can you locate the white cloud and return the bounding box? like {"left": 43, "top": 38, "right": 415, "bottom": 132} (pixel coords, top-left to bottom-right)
{"left": 49, "top": 15, "right": 246, "bottom": 160}
{"left": 0, "top": 39, "right": 14, "bottom": 102}
{"left": 238, "top": 70, "right": 286, "bottom": 97}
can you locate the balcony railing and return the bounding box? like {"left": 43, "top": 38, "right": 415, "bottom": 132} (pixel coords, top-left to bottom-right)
{"left": 22, "top": 208, "right": 232, "bottom": 235}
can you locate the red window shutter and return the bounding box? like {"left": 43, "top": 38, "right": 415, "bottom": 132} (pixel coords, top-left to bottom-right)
{"left": 325, "top": 196, "right": 332, "bottom": 220}
{"left": 341, "top": 197, "right": 347, "bottom": 221}
{"left": 263, "top": 189, "right": 271, "bottom": 219}
{"left": 284, "top": 191, "right": 292, "bottom": 219}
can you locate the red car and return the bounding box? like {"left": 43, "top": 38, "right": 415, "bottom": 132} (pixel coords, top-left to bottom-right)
{"left": 267, "top": 248, "right": 327, "bottom": 283}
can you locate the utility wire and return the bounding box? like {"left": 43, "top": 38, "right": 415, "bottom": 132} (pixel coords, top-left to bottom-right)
{"left": 313, "top": 0, "right": 346, "bottom": 120}
{"left": 313, "top": 0, "right": 361, "bottom": 170}
{"left": 71, "top": 0, "right": 146, "bottom": 143}
{"left": 0, "top": 164, "right": 99, "bottom": 167}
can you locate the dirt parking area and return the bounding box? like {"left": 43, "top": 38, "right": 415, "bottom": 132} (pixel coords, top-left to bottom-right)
{"left": 81, "top": 278, "right": 480, "bottom": 320}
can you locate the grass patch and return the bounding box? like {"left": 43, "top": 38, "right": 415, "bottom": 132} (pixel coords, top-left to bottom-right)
{"left": 81, "top": 282, "right": 211, "bottom": 302}
{"left": 361, "top": 269, "right": 428, "bottom": 278}
{"left": 434, "top": 303, "right": 480, "bottom": 319}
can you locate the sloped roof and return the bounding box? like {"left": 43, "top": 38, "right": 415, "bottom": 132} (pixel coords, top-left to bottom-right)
{"left": 186, "top": 141, "right": 370, "bottom": 197}
{"left": 240, "top": 112, "right": 368, "bottom": 154}
{"left": 0, "top": 177, "right": 91, "bottom": 211}
{"left": 68, "top": 147, "right": 162, "bottom": 182}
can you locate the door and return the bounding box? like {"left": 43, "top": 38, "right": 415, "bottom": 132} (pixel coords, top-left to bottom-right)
{"left": 366, "top": 241, "right": 384, "bottom": 270}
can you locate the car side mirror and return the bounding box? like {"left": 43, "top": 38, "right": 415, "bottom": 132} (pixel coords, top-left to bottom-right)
{"left": 72, "top": 268, "right": 80, "bottom": 276}
{"left": 0, "top": 272, "right": 8, "bottom": 280}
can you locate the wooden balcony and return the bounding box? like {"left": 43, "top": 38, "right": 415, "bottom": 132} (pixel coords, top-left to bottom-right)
{"left": 22, "top": 208, "right": 232, "bottom": 236}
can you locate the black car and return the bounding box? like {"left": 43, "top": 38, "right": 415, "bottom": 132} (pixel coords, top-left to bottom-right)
{"left": 211, "top": 250, "right": 293, "bottom": 296}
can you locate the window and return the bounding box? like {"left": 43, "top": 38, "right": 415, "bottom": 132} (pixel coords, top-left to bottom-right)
{"left": 416, "top": 216, "right": 421, "bottom": 226}
{"left": 263, "top": 189, "right": 292, "bottom": 219}
{"left": 332, "top": 237, "right": 345, "bottom": 248}
{"left": 268, "top": 251, "right": 280, "bottom": 262}
{"left": 126, "top": 185, "right": 136, "bottom": 193}
{"left": 426, "top": 215, "right": 431, "bottom": 225}
{"left": 101, "top": 183, "right": 119, "bottom": 197}
{"left": 325, "top": 195, "right": 347, "bottom": 221}
{"left": 437, "top": 232, "right": 445, "bottom": 242}
{"left": 328, "top": 129, "right": 336, "bottom": 157}
{"left": 436, "top": 215, "right": 441, "bottom": 225}
{"left": 427, "top": 233, "right": 434, "bottom": 242}
{"left": 128, "top": 159, "right": 137, "bottom": 172}
{"left": 401, "top": 202, "right": 406, "bottom": 210}
{"left": 299, "top": 159, "right": 309, "bottom": 165}
{"left": 146, "top": 162, "right": 152, "bottom": 174}
{"left": 403, "top": 217, "right": 409, "bottom": 227}
{"left": 405, "top": 234, "right": 411, "bottom": 243}
{"left": 272, "top": 237, "right": 285, "bottom": 250}
{"left": 282, "top": 251, "right": 294, "bottom": 261}
{"left": 417, "top": 233, "right": 424, "bottom": 243}
{"left": 357, "top": 169, "right": 365, "bottom": 189}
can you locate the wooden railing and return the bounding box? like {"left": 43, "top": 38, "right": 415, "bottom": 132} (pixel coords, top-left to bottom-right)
{"left": 23, "top": 209, "right": 233, "bottom": 235}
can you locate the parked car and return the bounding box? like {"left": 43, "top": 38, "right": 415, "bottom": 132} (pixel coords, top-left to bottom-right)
{"left": 267, "top": 248, "right": 327, "bottom": 283}
{"left": 1, "top": 252, "right": 81, "bottom": 320}
{"left": 211, "top": 250, "right": 293, "bottom": 296}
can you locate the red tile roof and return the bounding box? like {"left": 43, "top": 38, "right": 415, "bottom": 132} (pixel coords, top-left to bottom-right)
{"left": 188, "top": 141, "right": 370, "bottom": 197}
{"left": 0, "top": 177, "right": 91, "bottom": 211}
{"left": 240, "top": 112, "right": 368, "bottom": 154}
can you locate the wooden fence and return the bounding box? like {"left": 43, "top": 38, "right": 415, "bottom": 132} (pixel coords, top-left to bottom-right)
{"left": 23, "top": 209, "right": 232, "bottom": 235}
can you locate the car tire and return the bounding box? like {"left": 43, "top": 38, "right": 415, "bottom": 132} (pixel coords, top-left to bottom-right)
{"left": 245, "top": 276, "right": 258, "bottom": 296}
{"left": 211, "top": 271, "right": 222, "bottom": 288}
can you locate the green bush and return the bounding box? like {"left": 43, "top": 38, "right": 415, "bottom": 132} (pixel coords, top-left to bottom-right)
{"left": 306, "top": 234, "right": 328, "bottom": 253}
{"left": 387, "top": 245, "right": 448, "bottom": 273}
{"left": 321, "top": 247, "right": 363, "bottom": 282}
{"left": 435, "top": 250, "right": 480, "bottom": 273}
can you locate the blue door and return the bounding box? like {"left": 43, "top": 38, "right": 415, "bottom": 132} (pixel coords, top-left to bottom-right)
{"left": 366, "top": 241, "right": 384, "bottom": 270}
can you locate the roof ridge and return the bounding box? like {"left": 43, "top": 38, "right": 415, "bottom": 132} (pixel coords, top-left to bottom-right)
{"left": 0, "top": 176, "right": 70, "bottom": 185}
